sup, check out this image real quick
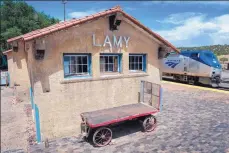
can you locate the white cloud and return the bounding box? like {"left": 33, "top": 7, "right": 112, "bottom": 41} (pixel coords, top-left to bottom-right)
{"left": 155, "top": 13, "right": 229, "bottom": 47}
{"left": 68, "top": 8, "right": 106, "bottom": 19}
{"left": 156, "top": 12, "right": 203, "bottom": 25}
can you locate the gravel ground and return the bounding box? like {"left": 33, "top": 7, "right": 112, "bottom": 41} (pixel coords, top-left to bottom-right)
{"left": 1, "top": 87, "right": 35, "bottom": 153}
{"left": 29, "top": 83, "right": 229, "bottom": 153}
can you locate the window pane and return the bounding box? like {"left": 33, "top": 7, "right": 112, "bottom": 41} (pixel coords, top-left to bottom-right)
{"left": 139, "top": 56, "right": 142, "bottom": 63}
{"left": 105, "top": 63, "right": 109, "bottom": 71}
{"left": 70, "top": 56, "right": 77, "bottom": 64}
{"left": 191, "top": 53, "right": 198, "bottom": 58}
{"left": 64, "top": 65, "right": 70, "bottom": 75}
{"left": 77, "top": 56, "right": 82, "bottom": 64}
{"left": 131, "top": 63, "right": 134, "bottom": 70}
{"left": 109, "top": 56, "right": 113, "bottom": 63}
{"left": 83, "top": 65, "right": 87, "bottom": 73}
{"left": 134, "top": 56, "right": 138, "bottom": 63}
{"left": 139, "top": 63, "right": 142, "bottom": 70}
{"left": 78, "top": 65, "right": 82, "bottom": 73}
{"left": 134, "top": 63, "right": 138, "bottom": 70}
{"left": 70, "top": 65, "right": 76, "bottom": 73}
{"left": 100, "top": 64, "right": 105, "bottom": 72}
{"left": 82, "top": 56, "right": 87, "bottom": 64}
{"left": 100, "top": 56, "right": 105, "bottom": 64}
{"left": 129, "top": 56, "right": 134, "bottom": 62}
{"left": 105, "top": 56, "right": 108, "bottom": 64}
{"left": 108, "top": 64, "right": 113, "bottom": 71}
{"left": 64, "top": 56, "right": 70, "bottom": 65}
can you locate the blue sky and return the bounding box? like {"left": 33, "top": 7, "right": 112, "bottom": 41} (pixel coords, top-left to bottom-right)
{"left": 27, "top": 1, "right": 229, "bottom": 47}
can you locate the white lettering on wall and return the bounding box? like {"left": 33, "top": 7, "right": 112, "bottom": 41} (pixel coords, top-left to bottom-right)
{"left": 92, "top": 34, "right": 130, "bottom": 48}
{"left": 123, "top": 36, "right": 130, "bottom": 48}
{"left": 92, "top": 34, "right": 102, "bottom": 47}
{"left": 113, "top": 35, "right": 122, "bottom": 48}
{"left": 103, "top": 35, "right": 112, "bottom": 47}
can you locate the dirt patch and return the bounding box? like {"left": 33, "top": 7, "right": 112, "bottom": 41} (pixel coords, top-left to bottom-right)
{"left": 1, "top": 87, "right": 36, "bottom": 152}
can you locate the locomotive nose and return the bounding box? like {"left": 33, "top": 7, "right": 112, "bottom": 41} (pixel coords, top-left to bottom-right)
{"left": 212, "top": 68, "right": 222, "bottom": 80}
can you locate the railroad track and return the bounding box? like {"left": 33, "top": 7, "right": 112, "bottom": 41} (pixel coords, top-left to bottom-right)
{"left": 162, "top": 77, "right": 229, "bottom": 93}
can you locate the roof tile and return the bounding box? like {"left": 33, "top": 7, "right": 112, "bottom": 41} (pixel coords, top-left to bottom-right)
{"left": 7, "top": 5, "right": 178, "bottom": 52}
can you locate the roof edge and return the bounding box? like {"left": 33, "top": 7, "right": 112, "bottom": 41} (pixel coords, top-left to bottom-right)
{"left": 6, "top": 5, "right": 179, "bottom": 53}
{"left": 120, "top": 10, "right": 179, "bottom": 53}
{"left": 3, "top": 49, "right": 12, "bottom": 54}
{"left": 7, "top": 6, "right": 122, "bottom": 43}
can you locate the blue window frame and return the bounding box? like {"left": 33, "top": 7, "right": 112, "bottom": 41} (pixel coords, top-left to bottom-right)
{"left": 129, "top": 54, "right": 146, "bottom": 72}
{"left": 100, "top": 54, "right": 122, "bottom": 73}
{"left": 63, "top": 53, "right": 91, "bottom": 78}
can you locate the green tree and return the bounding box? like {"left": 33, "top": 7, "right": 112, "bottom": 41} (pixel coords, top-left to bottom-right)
{"left": 0, "top": 0, "right": 59, "bottom": 52}
{"left": 220, "top": 57, "right": 228, "bottom": 64}
{"left": 178, "top": 44, "right": 229, "bottom": 56}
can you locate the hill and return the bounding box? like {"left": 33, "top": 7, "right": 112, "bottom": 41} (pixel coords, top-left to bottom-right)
{"left": 178, "top": 45, "right": 229, "bottom": 56}
{"left": 0, "top": 0, "right": 60, "bottom": 52}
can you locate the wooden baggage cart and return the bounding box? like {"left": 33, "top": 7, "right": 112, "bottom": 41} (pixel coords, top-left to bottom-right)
{"left": 80, "top": 81, "right": 161, "bottom": 147}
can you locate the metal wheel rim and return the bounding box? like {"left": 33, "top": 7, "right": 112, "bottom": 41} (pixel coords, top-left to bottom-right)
{"left": 93, "top": 127, "right": 112, "bottom": 147}
{"left": 143, "top": 116, "right": 156, "bottom": 132}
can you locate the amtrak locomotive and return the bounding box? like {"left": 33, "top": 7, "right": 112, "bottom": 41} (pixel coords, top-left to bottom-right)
{"left": 162, "top": 50, "right": 222, "bottom": 87}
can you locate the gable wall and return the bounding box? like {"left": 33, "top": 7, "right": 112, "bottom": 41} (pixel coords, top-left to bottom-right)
{"left": 27, "top": 16, "right": 161, "bottom": 140}
{"left": 6, "top": 41, "right": 31, "bottom": 95}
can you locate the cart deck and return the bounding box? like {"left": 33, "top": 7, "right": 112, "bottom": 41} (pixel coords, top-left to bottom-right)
{"left": 81, "top": 103, "right": 159, "bottom": 128}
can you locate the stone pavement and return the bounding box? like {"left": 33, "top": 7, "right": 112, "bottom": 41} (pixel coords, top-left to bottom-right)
{"left": 29, "top": 83, "right": 229, "bottom": 153}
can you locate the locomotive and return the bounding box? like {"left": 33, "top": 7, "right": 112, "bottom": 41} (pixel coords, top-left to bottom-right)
{"left": 162, "top": 50, "right": 222, "bottom": 87}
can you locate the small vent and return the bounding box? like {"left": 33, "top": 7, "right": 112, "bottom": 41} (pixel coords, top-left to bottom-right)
{"left": 13, "top": 46, "right": 18, "bottom": 52}
{"left": 12, "top": 41, "right": 18, "bottom": 52}
{"left": 109, "top": 14, "right": 122, "bottom": 31}
{"left": 35, "top": 49, "right": 45, "bottom": 60}
{"left": 158, "top": 46, "right": 170, "bottom": 59}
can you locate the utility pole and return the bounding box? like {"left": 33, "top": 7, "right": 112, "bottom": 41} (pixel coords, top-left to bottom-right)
{"left": 62, "top": 0, "right": 67, "bottom": 21}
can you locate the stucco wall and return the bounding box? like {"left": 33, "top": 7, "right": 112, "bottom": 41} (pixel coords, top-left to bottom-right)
{"left": 6, "top": 51, "right": 14, "bottom": 87}
{"left": 6, "top": 41, "right": 30, "bottom": 91}
{"left": 28, "top": 16, "right": 161, "bottom": 140}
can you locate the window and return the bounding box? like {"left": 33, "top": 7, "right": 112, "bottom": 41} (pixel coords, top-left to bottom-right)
{"left": 63, "top": 54, "right": 91, "bottom": 77}
{"left": 190, "top": 53, "right": 199, "bottom": 58}
{"left": 129, "top": 54, "right": 146, "bottom": 72}
{"left": 100, "top": 54, "right": 121, "bottom": 73}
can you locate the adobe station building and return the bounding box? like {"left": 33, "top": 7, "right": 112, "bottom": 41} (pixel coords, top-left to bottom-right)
{"left": 5, "top": 6, "right": 179, "bottom": 141}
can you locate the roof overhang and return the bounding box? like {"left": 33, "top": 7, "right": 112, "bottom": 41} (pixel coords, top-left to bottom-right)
{"left": 7, "top": 6, "right": 179, "bottom": 53}
{"left": 3, "top": 49, "right": 12, "bottom": 55}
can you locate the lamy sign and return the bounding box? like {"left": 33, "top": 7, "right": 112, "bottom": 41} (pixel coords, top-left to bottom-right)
{"left": 92, "top": 34, "right": 130, "bottom": 48}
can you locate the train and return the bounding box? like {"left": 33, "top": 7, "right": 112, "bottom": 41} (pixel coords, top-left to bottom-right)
{"left": 162, "top": 50, "right": 222, "bottom": 87}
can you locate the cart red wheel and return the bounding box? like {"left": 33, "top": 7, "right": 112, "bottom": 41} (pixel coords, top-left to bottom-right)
{"left": 93, "top": 127, "right": 112, "bottom": 147}
{"left": 142, "top": 115, "right": 157, "bottom": 132}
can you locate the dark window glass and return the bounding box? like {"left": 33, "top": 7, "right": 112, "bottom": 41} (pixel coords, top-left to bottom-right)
{"left": 64, "top": 55, "right": 89, "bottom": 76}
{"left": 191, "top": 53, "right": 198, "bottom": 58}
{"left": 83, "top": 65, "right": 87, "bottom": 72}
{"left": 100, "top": 55, "right": 119, "bottom": 72}
{"left": 82, "top": 56, "right": 87, "bottom": 64}
{"left": 129, "top": 55, "right": 145, "bottom": 71}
